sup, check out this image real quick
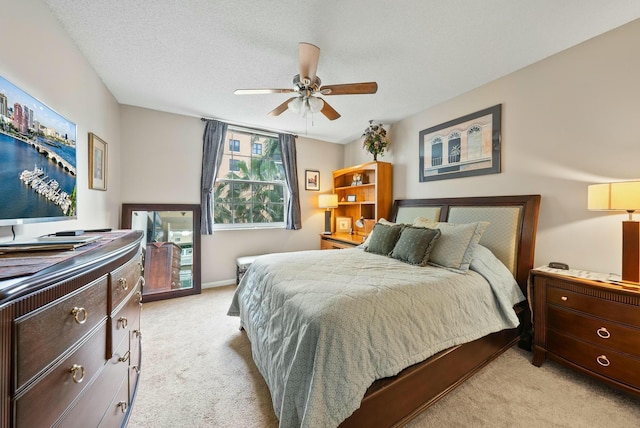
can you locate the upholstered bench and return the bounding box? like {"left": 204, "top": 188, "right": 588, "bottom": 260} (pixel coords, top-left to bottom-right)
{"left": 236, "top": 255, "right": 264, "bottom": 285}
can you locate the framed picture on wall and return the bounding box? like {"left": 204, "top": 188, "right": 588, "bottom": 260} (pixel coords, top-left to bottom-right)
{"left": 305, "top": 169, "right": 320, "bottom": 191}
{"left": 89, "top": 132, "right": 108, "bottom": 190}
{"left": 419, "top": 104, "right": 501, "bottom": 182}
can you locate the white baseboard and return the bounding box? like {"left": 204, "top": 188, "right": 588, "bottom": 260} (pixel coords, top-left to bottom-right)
{"left": 202, "top": 279, "right": 235, "bottom": 289}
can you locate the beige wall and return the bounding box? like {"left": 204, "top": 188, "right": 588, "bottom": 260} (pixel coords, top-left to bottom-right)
{"left": 0, "top": 0, "right": 121, "bottom": 241}
{"left": 120, "top": 105, "right": 344, "bottom": 285}
{"left": 346, "top": 19, "right": 640, "bottom": 275}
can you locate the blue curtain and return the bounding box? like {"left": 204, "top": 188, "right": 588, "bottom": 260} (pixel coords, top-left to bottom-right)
{"left": 200, "top": 119, "right": 228, "bottom": 234}
{"left": 279, "top": 133, "right": 302, "bottom": 230}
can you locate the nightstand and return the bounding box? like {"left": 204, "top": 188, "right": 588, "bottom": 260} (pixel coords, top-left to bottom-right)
{"left": 531, "top": 269, "right": 640, "bottom": 397}
{"left": 320, "top": 233, "right": 364, "bottom": 250}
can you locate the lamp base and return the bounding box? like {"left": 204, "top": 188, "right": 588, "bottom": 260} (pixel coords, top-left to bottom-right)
{"left": 323, "top": 210, "right": 332, "bottom": 235}
{"left": 622, "top": 220, "right": 640, "bottom": 284}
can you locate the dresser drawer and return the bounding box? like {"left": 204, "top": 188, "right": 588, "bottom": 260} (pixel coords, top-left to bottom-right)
{"left": 110, "top": 255, "right": 142, "bottom": 312}
{"left": 110, "top": 287, "right": 142, "bottom": 358}
{"left": 547, "top": 305, "right": 640, "bottom": 356}
{"left": 546, "top": 285, "right": 640, "bottom": 328}
{"left": 548, "top": 330, "right": 640, "bottom": 388}
{"left": 57, "top": 335, "right": 130, "bottom": 428}
{"left": 98, "top": 375, "right": 129, "bottom": 428}
{"left": 14, "top": 275, "right": 108, "bottom": 391}
{"left": 13, "top": 322, "right": 107, "bottom": 428}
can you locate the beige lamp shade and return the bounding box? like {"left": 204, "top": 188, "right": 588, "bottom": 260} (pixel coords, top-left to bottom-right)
{"left": 318, "top": 194, "right": 338, "bottom": 209}
{"left": 588, "top": 181, "right": 640, "bottom": 212}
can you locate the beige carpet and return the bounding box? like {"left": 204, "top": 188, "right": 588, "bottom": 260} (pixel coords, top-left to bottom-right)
{"left": 128, "top": 286, "right": 640, "bottom": 428}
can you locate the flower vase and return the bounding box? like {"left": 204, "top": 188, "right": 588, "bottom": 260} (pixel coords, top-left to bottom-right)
{"left": 373, "top": 153, "right": 377, "bottom": 161}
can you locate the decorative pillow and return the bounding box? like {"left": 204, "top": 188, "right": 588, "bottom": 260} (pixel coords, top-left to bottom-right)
{"left": 360, "top": 218, "right": 396, "bottom": 249}
{"left": 414, "top": 219, "right": 489, "bottom": 272}
{"left": 365, "top": 223, "right": 404, "bottom": 256}
{"left": 390, "top": 226, "right": 441, "bottom": 266}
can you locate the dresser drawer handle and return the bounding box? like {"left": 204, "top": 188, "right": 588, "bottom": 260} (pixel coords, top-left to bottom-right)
{"left": 132, "top": 365, "right": 141, "bottom": 374}
{"left": 118, "top": 316, "right": 128, "bottom": 329}
{"left": 119, "top": 277, "right": 128, "bottom": 291}
{"left": 69, "top": 364, "right": 85, "bottom": 383}
{"left": 597, "top": 327, "right": 611, "bottom": 339}
{"left": 71, "top": 307, "right": 88, "bottom": 324}
{"left": 118, "top": 350, "right": 130, "bottom": 363}
{"left": 596, "top": 355, "right": 610, "bottom": 367}
{"left": 560, "top": 296, "right": 568, "bottom": 301}
{"left": 133, "top": 329, "right": 142, "bottom": 339}
{"left": 118, "top": 401, "right": 128, "bottom": 413}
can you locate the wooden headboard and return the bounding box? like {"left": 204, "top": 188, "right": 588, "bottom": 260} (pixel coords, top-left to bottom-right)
{"left": 391, "top": 195, "right": 541, "bottom": 295}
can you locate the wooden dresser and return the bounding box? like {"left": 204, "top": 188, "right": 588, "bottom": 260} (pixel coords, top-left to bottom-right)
{"left": 531, "top": 270, "right": 640, "bottom": 397}
{"left": 0, "top": 230, "right": 144, "bottom": 428}
{"left": 144, "top": 242, "right": 181, "bottom": 293}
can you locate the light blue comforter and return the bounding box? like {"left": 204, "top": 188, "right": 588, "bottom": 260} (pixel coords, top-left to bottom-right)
{"left": 228, "top": 246, "right": 524, "bottom": 428}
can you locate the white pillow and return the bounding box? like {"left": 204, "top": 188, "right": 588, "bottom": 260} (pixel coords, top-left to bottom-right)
{"left": 413, "top": 218, "right": 489, "bottom": 272}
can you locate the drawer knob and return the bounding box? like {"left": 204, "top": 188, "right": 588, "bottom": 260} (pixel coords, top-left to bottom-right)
{"left": 118, "top": 350, "right": 131, "bottom": 363}
{"left": 71, "top": 307, "right": 88, "bottom": 324}
{"left": 69, "top": 364, "right": 85, "bottom": 383}
{"left": 133, "top": 329, "right": 142, "bottom": 339}
{"left": 118, "top": 401, "right": 128, "bottom": 413}
{"left": 560, "top": 296, "right": 568, "bottom": 301}
{"left": 118, "top": 316, "right": 128, "bottom": 329}
{"left": 597, "top": 327, "right": 611, "bottom": 339}
{"left": 119, "top": 277, "right": 128, "bottom": 291}
{"left": 596, "top": 355, "right": 610, "bottom": 367}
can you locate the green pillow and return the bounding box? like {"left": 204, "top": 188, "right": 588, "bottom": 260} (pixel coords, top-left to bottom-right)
{"left": 365, "top": 223, "right": 404, "bottom": 256}
{"left": 391, "top": 226, "right": 441, "bottom": 266}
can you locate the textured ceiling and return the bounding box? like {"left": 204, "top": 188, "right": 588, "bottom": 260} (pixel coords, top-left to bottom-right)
{"left": 43, "top": 0, "right": 640, "bottom": 144}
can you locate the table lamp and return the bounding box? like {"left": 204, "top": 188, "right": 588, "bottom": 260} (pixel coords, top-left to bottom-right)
{"left": 588, "top": 181, "right": 640, "bottom": 283}
{"left": 318, "top": 194, "right": 338, "bottom": 235}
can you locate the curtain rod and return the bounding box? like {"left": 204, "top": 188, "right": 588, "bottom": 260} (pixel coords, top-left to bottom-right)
{"left": 200, "top": 117, "right": 297, "bottom": 138}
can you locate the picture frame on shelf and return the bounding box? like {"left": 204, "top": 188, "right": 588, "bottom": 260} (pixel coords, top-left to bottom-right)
{"left": 89, "top": 132, "right": 108, "bottom": 191}
{"left": 419, "top": 104, "right": 501, "bottom": 182}
{"left": 305, "top": 169, "right": 320, "bottom": 191}
{"left": 336, "top": 216, "right": 352, "bottom": 234}
{"left": 346, "top": 195, "right": 357, "bottom": 202}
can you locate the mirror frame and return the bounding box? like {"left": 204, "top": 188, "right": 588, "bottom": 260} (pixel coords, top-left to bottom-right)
{"left": 121, "top": 203, "right": 201, "bottom": 302}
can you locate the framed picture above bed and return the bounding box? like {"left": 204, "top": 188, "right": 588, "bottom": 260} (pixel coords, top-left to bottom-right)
{"left": 305, "top": 169, "right": 320, "bottom": 191}
{"left": 419, "top": 104, "right": 501, "bottom": 182}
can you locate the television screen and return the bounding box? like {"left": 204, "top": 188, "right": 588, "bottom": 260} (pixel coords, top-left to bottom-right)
{"left": 0, "top": 75, "right": 77, "bottom": 226}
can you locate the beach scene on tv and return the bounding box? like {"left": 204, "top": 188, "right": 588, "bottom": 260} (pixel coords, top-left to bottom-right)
{"left": 0, "top": 75, "right": 77, "bottom": 223}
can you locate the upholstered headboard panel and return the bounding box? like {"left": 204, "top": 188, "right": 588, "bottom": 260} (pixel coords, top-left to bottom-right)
{"left": 391, "top": 195, "right": 540, "bottom": 295}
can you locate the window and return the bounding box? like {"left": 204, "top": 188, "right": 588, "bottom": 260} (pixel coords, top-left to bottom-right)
{"left": 214, "top": 127, "right": 286, "bottom": 229}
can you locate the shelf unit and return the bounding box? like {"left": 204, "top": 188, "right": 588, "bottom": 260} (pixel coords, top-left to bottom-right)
{"left": 331, "top": 161, "right": 392, "bottom": 237}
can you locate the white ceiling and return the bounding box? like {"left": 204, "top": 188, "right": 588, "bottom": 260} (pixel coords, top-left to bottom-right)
{"left": 43, "top": 0, "right": 640, "bottom": 144}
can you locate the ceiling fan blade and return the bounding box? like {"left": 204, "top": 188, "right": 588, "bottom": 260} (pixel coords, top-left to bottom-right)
{"left": 320, "top": 82, "right": 378, "bottom": 95}
{"left": 299, "top": 42, "right": 320, "bottom": 84}
{"left": 320, "top": 99, "right": 341, "bottom": 121}
{"left": 234, "top": 88, "right": 295, "bottom": 95}
{"left": 268, "top": 97, "right": 297, "bottom": 117}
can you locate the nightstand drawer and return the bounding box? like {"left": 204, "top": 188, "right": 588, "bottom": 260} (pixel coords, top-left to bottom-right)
{"left": 547, "top": 330, "right": 640, "bottom": 388}
{"left": 546, "top": 285, "right": 640, "bottom": 328}
{"left": 547, "top": 305, "right": 640, "bottom": 356}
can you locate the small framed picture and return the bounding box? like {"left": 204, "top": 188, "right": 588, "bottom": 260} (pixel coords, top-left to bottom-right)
{"left": 305, "top": 169, "right": 320, "bottom": 191}
{"left": 89, "top": 132, "right": 108, "bottom": 191}
{"left": 336, "top": 216, "right": 352, "bottom": 233}
{"left": 346, "top": 195, "right": 356, "bottom": 202}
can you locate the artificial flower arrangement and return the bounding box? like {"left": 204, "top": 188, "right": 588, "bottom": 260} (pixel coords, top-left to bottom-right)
{"left": 362, "top": 121, "right": 389, "bottom": 161}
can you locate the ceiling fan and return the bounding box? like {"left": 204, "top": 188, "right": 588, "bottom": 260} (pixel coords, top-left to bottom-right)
{"left": 234, "top": 42, "right": 378, "bottom": 121}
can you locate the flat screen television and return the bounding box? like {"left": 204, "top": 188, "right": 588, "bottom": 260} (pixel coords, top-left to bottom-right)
{"left": 0, "top": 74, "right": 77, "bottom": 226}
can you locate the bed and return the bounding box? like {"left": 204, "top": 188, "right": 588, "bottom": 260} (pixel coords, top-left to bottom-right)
{"left": 228, "top": 194, "right": 540, "bottom": 427}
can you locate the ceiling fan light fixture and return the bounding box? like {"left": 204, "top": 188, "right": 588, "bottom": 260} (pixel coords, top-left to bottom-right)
{"left": 308, "top": 96, "right": 324, "bottom": 113}
{"left": 288, "top": 97, "right": 304, "bottom": 114}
